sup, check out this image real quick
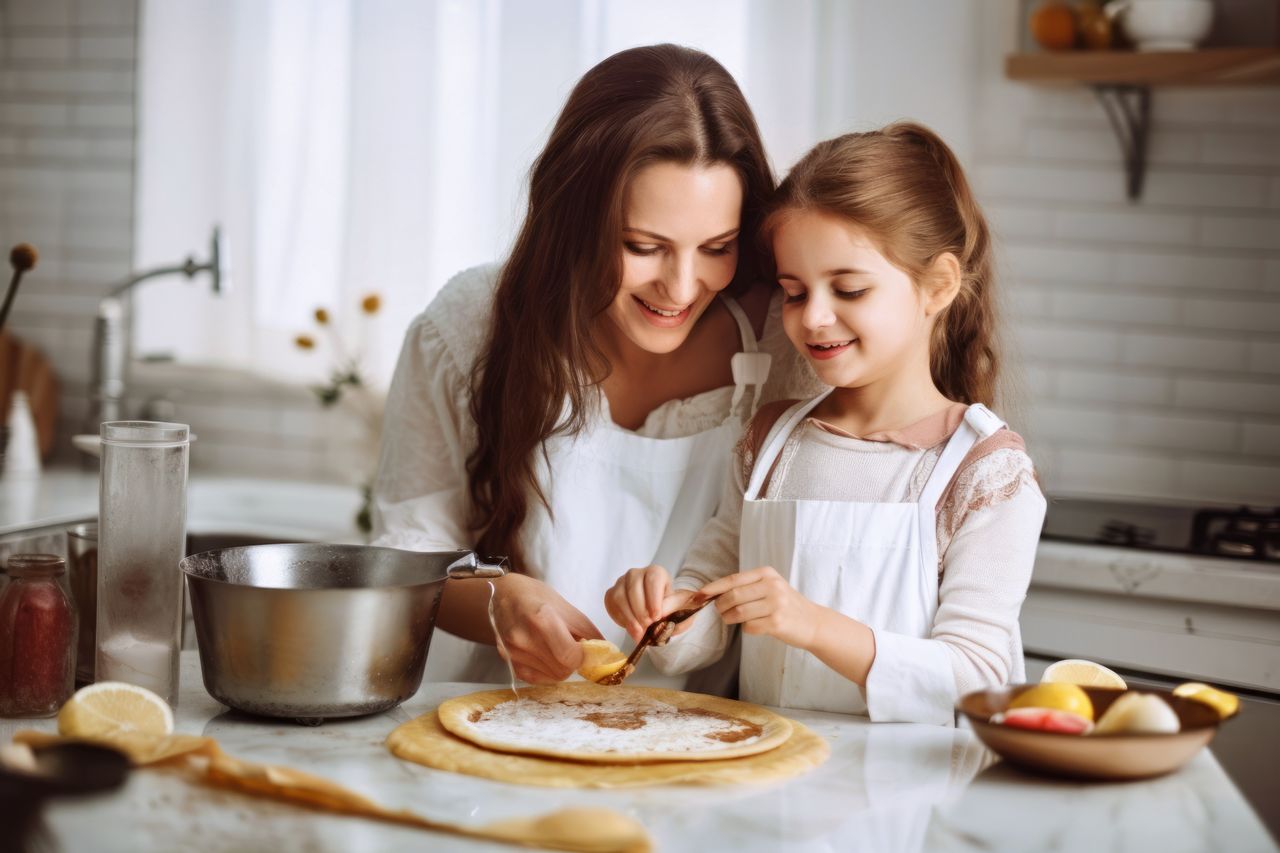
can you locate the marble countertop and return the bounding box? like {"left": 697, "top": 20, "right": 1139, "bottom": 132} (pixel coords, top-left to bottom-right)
{"left": 0, "top": 468, "right": 362, "bottom": 542}
{"left": 2, "top": 653, "right": 1272, "bottom": 853}
{"left": 1032, "top": 539, "right": 1280, "bottom": 612}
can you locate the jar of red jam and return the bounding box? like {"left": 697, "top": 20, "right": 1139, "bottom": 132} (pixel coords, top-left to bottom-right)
{"left": 0, "top": 554, "right": 76, "bottom": 717}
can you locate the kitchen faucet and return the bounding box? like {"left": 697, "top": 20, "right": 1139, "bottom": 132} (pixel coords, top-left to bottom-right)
{"left": 87, "top": 226, "right": 226, "bottom": 431}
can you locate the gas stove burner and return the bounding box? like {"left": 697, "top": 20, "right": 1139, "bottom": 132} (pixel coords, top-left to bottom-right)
{"left": 1042, "top": 497, "right": 1280, "bottom": 565}
{"left": 1098, "top": 520, "right": 1156, "bottom": 548}
{"left": 1191, "top": 506, "right": 1280, "bottom": 562}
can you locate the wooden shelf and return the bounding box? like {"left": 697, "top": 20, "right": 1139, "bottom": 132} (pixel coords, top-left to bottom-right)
{"left": 1005, "top": 47, "right": 1280, "bottom": 86}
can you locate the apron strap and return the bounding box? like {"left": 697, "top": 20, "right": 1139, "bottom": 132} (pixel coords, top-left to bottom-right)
{"left": 721, "top": 295, "right": 772, "bottom": 417}
{"left": 744, "top": 389, "right": 833, "bottom": 500}
{"left": 918, "top": 403, "right": 1006, "bottom": 512}
{"left": 916, "top": 403, "right": 1007, "bottom": 574}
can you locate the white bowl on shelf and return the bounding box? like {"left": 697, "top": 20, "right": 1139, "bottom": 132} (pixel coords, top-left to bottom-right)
{"left": 1109, "top": 0, "right": 1215, "bottom": 51}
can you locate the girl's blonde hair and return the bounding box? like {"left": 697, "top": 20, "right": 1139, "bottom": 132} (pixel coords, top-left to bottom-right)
{"left": 762, "top": 122, "right": 1000, "bottom": 406}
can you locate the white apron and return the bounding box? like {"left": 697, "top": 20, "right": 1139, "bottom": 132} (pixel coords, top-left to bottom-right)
{"left": 738, "top": 389, "right": 1006, "bottom": 722}
{"left": 425, "top": 296, "right": 771, "bottom": 688}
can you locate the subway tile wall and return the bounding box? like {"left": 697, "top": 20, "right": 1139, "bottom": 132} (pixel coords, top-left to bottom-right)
{"left": 0, "top": 0, "right": 371, "bottom": 486}
{"left": 3, "top": 0, "right": 1278, "bottom": 506}
{"left": 976, "top": 40, "right": 1280, "bottom": 505}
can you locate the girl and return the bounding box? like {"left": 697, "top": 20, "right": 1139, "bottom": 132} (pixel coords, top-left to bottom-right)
{"left": 373, "top": 45, "right": 822, "bottom": 689}
{"left": 606, "top": 122, "right": 1046, "bottom": 723}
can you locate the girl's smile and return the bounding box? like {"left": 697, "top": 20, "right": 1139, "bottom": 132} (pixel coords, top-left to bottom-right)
{"left": 806, "top": 338, "right": 857, "bottom": 359}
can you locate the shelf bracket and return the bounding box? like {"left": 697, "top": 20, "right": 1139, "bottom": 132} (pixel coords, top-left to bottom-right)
{"left": 1090, "top": 84, "right": 1152, "bottom": 201}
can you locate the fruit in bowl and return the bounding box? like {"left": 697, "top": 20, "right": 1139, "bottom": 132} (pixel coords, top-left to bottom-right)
{"left": 1092, "top": 692, "right": 1180, "bottom": 735}
{"left": 960, "top": 675, "right": 1239, "bottom": 780}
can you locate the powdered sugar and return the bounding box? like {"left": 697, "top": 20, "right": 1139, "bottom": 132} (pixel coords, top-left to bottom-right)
{"left": 462, "top": 694, "right": 764, "bottom": 756}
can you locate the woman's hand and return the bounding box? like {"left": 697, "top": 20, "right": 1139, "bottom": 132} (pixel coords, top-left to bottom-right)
{"left": 489, "top": 573, "right": 604, "bottom": 684}
{"left": 604, "top": 565, "right": 697, "bottom": 642}
{"left": 699, "top": 566, "right": 822, "bottom": 650}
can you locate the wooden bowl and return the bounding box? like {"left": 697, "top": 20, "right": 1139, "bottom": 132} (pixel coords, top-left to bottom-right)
{"left": 957, "top": 685, "right": 1230, "bottom": 781}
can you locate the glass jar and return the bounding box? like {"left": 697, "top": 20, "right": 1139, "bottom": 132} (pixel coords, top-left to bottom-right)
{"left": 97, "top": 421, "right": 189, "bottom": 705}
{"left": 0, "top": 554, "right": 77, "bottom": 717}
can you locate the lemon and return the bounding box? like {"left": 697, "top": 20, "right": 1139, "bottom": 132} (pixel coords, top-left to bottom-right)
{"left": 1172, "top": 682, "right": 1239, "bottom": 719}
{"left": 58, "top": 681, "right": 174, "bottom": 739}
{"left": 576, "top": 639, "right": 628, "bottom": 684}
{"left": 1009, "top": 682, "right": 1094, "bottom": 722}
{"left": 1041, "top": 659, "right": 1127, "bottom": 690}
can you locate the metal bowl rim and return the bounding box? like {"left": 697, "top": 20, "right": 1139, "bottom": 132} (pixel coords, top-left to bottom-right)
{"left": 179, "top": 542, "right": 463, "bottom": 591}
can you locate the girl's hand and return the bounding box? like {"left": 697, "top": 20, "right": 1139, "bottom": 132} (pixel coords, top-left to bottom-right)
{"left": 605, "top": 565, "right": 697, "bottom": 642}
{"left": 700, "top": 566, "right": 821, "bottom": 650}
{"left": 490, "top": 573, "right": 603, "bottom": 684}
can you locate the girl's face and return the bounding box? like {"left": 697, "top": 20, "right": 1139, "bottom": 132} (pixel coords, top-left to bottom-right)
{"left": 773, "top": 209, "right": 933, "bottom": 390}
{"left": 607, "top": 162, "right": 743, "bottom": 355}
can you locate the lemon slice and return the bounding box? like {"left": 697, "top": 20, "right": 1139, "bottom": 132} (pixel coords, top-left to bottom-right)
{"left": 576, "top": 639, "right": 628, "bottom": 684}
{"left": 1009, "top": 682, "right": 1095, "bottom": 721}
{"left": 1172, "top": 682, "right": 1240, "bottom": 719}
{"left": 1041, "top": 659, "right": 1127, "bottom": 690}
{"left": 57, "top": 681, "right": 174, "bottom": 739}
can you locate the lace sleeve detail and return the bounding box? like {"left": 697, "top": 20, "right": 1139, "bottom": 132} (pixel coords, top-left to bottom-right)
{"left": 735, "top": 399, "right": 796, "bottom": 485}
{"left": 936, "top": 447, "right": 1041, "bottom": 571}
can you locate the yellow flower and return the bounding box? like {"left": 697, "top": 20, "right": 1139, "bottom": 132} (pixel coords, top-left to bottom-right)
{"left": 314, "top": 307, "right": 330, "bottom": 325}
{"left": 360, "top": 294, "right": 381, "bottom": 315}
{"left": 294, "top": 334, "right": 316, "bottom": 350}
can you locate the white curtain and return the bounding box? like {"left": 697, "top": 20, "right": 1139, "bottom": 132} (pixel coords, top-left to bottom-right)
{"left": 134, "top": 0, "right": 976, "bottom": 385}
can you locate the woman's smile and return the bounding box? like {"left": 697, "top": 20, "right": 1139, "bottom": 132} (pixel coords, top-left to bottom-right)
{"left": 633, "top": 295, "right": 693, "bottom": 327}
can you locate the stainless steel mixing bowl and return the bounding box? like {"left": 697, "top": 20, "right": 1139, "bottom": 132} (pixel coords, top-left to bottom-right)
{"left": 181, "top": 543, "right": 504, "bottom": 723}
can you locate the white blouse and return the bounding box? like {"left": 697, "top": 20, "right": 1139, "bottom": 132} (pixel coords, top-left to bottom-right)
{"left": 370, "top": 263, "right": 825, "bottom": 559}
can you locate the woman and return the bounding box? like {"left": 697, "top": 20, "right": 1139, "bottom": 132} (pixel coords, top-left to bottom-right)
{"left": 372, "top": 44, "right": 821, "bottom": 689}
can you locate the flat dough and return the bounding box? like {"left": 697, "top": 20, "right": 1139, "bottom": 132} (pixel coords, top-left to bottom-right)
{"left": 437, "top": 683, "right": 791, "bottom": 763}
{"left": 388, "top": 710, "right": 829, "bottom": 788}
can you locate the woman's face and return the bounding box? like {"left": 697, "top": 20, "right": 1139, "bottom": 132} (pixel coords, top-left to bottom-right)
{"left": 773, "top": 209, "right": 932, "bottom": 390}
{"left": 606, "top": 161, "right": 743, "bottom": 355}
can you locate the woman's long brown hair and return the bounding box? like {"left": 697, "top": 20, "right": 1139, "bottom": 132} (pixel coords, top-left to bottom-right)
{"left": 762, "top": 122, "right": 1000, "bottom": 406}
{"left": 467, "top": 44, "right": 775, "bottom": 571}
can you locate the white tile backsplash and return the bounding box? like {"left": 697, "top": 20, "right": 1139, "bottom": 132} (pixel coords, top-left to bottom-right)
{"left": 1053, "top": 367, "right": 1173, "bottom": 407}
{"left": 1173, "top": 378, "right": 1280, "bottom": 416}
{"left": 1200, "top": 215, "right": 1280, "bottom": 251}
{"left": 1120, "top": 332, "right": 1249, "bottom": 372}
{"left": 1143, "top": 170, "right": 1269, "bottom": 209}
{"left": 1113, "top": 250, "right": 1263, "bottom": 291}
{"left": 1054, "top": 208, "right": 1198, "bottom": 247}
{"left": 977, "top": 23, "right": 1280, "bottom": 505}
{"left": 1182, "top": 298, "right": 1280, "bottom": 335}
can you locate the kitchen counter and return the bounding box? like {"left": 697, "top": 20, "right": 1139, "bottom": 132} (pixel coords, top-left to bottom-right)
{"left": 0, "top": 468, "right": 362, "bottom": 542}
{"left": 2, "top": 653, "right": 1272, "bottom": 853}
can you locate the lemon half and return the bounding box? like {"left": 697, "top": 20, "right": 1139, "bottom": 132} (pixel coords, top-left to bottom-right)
{"left": 57, "top": 681, "right": 174, "bottom": 739}
{"left": 1042, "top": 659, "right": 1127, "bottom": 690}
{"left": 576, "top": 639, "right": 628, "bottom": 684}
{"left": 1009, "top": 682, "right": 1095, "bottom": 722}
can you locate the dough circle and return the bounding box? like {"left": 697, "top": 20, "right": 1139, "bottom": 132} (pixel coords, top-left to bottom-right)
{"left": 436, "top": 683, "right": 792, "bottom": 763}
{"left": 387, "top": 709, "right": 829, "bottom": 788}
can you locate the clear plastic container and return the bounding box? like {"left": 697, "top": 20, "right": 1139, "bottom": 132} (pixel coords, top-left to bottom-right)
{"left": 96, "top": 421, "right": 189, "bottom": 705}
{"left": 0, "top": 554, "right": 76, "bottom": 717}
